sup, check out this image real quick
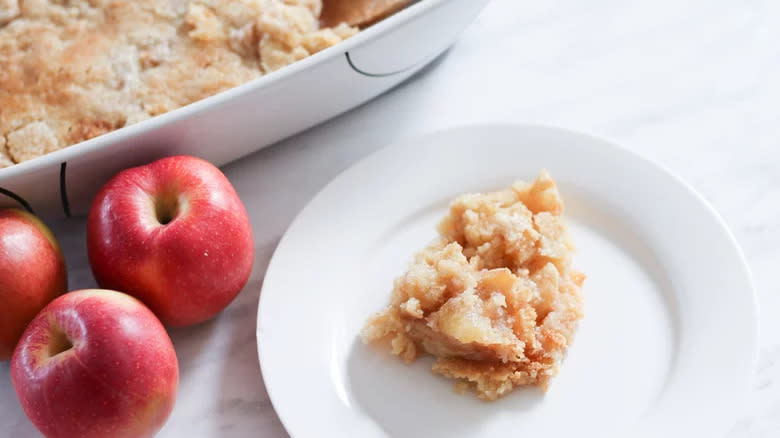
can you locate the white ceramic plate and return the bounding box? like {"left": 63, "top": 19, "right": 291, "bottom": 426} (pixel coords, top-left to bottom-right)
{"left": 257, "top": 125, "right": 758, "bottom": 438}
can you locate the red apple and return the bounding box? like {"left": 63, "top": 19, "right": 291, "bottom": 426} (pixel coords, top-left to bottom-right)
{"left": 11, "top": 289, "right": 178, "bottom": 438}
{"left": 0, "top": 209, "right": 67, "bottom": 360}
{"left": 87, "top": 155, "right": 254, "bottom": 326}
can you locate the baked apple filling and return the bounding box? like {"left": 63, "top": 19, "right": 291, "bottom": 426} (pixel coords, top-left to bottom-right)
{"left": 362, "top": 171, "right": 584, "bottom": 400}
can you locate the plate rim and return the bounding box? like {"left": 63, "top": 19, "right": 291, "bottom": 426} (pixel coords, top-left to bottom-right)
{"left": 255, "top": 123, "right": 760, "bottom": 437}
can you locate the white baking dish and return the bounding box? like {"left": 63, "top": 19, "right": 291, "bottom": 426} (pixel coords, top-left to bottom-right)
{"left": 0, "top": 0, "right": 489, "bottom": 217}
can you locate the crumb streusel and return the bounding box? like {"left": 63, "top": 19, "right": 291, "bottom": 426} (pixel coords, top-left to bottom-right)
{"left": 0, "top": 0, "right": 358, "bottom": 166}
{"left": 362, "top": 171, "right": 585, "bottom": 400}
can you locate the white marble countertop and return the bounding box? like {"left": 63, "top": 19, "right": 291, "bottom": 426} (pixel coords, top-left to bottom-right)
{"left": 2, "top": 0, "right": 779, "bottom": 436}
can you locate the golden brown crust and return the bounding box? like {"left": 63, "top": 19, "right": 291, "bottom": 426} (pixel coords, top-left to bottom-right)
{"left": 362, "top": 172, "right": 585, "bottom": 400}
{"left": 0, "top": 0, "right": 358, "bottom": 167}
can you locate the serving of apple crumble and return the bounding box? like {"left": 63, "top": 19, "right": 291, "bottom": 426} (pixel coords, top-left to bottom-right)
{"left": 0, "top": 0, "right": 359, "bottom": 167}
{"left": 362, "top": 171, "right": 585, "bottom": 400}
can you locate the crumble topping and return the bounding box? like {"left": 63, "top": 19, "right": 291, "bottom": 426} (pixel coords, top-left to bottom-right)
{"left": 362, "top": 171, "right": 585, "bottom": 400}
{"left": 0, "top": 0, "right": 359, "bottom": 167}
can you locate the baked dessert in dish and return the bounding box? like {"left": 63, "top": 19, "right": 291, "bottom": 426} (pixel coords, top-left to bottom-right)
{"left": 0, "top": 0, "right": 368, "bottom": 167}
{"left": 362, "top": 171, "right": 585, "bottom": 400}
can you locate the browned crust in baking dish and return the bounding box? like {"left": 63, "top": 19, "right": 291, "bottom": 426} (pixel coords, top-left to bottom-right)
{"left": 0, "top": 0, "right": 358, "bottom": 167}
{"left": 362, "top": 172, "right": 585, "bottom": 400}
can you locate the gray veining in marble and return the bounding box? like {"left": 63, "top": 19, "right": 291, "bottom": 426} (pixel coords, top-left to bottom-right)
{"left": 2, "top": 0, "right": 780, "bottom": 436}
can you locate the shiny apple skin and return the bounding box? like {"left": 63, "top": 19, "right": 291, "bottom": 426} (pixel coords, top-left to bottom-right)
{"left": 10, "top": 289, "right": 179, "bottom": 438}
{"left": 87, "top": 155, "right": 255, "bottom": 326}
{"left": 0, "top": 209, "right": 67, "bottom": 360}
